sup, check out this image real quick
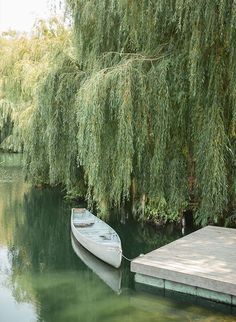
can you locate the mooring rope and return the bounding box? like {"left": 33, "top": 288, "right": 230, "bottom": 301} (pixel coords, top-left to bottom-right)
{"left": 121, "top": 253, "right": 144, "bottom": 262}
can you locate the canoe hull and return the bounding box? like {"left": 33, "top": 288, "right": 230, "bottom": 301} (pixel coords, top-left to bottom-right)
{"left": 71, "top": 209, "right": 122, "bottom": 268}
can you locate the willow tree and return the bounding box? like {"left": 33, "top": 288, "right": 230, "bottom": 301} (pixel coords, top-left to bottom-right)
{"left": 0, "top": 18, "right": 70, "bottom": 152}
{"left": 25, "top": 53, "right": 85, "bottom": 196}
{"left": 61, "top": 0, "right": 236, "bottom": 225}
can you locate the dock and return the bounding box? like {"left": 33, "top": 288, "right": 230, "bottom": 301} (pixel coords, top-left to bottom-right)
{"left": 131, "top": 226, "right": 236, "bottom": 306}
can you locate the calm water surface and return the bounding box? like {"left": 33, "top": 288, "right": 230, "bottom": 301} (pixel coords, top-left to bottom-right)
{"left": 0, "top": 153, "right": 235, "bottom": 322}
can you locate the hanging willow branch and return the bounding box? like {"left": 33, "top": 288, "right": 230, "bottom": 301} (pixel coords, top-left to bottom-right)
{"left": 0, "top": 18, "right": 71, "bottom": 152}
{"left": 63, "top": 0, "right": 236, "bottom": 225}
{"left": 25, "top": 53, "right": 85, "bottom": 194}
{"left": 3, "top": 1, "right": 235, "bottom": 225}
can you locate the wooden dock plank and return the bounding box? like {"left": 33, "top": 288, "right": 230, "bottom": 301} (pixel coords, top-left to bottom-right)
{"left": 131, "top": 226, "right": 236, "bottom": 301}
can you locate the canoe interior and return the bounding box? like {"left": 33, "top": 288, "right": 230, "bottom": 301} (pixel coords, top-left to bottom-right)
{"left": 72, "top": 208, "right": 121, "bottom": 246}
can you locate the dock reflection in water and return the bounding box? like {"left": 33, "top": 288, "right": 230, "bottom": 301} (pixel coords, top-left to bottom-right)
{"left": 71, "top": 234, "right": 122, "bottom": 294}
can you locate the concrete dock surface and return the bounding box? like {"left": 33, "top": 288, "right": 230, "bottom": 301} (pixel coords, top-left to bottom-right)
{"left": 131, "top": 226, "right": 236, "bottom": 305}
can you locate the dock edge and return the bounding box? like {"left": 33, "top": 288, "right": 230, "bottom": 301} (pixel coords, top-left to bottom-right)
{"left": 133, "top": 273, "right": 236, "bottom": 306}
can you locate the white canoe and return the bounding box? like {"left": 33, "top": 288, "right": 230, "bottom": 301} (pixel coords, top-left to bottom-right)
{"left": 71, "top": 234, "right": 122, "bottom": 293}
{"left": 71, "top": 208, "right": 122, "bottom": 268}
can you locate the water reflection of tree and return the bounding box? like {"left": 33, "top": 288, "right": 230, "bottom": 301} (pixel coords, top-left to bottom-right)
{"left": 10, "top": 187, "right": 182, "bottom": 279}
{"left": 7, "top": 187, "right": 129, "bottom": 322}
{"left": 112, "top": 214, "right": 182, "bottom": 289}
{"left": 0, "top": 153, "right": 28, "bottom": 244}
{"left": 11, "top": 187, "right": 74, "bottom": 274}
{"left": 6, "top": 186, "right": 179, "bottom": 321}
{"left": 6, "top": 187, "right": 231, "bottom": 322}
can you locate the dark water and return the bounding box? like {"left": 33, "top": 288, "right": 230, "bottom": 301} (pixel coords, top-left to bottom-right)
{"left": 0, "top": 153, "right": 235, "bottom": 322}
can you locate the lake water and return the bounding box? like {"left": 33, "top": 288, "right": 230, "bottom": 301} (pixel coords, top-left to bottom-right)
{"left": 0, "top": 152, "right": 235, "bottom": 322}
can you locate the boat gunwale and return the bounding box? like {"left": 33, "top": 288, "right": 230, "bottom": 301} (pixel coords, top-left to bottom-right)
{"left": 71, "top": 208, "right": 122, "bottom": 249}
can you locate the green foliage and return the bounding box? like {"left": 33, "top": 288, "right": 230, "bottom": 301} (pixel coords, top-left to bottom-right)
{"left": 65, "top": 0, "right": 236, "bottom": 225}
{"left": 2, "top": 1, "right": 236, "bottom": 226}
{"left": 0, "top": 99, "right": 13, "bottom": 146}
{"left": 0, "top": 17, "right": 70, "bottom": 152}
{"left": 25, "top": 54, "right": 85, "bottom": 195}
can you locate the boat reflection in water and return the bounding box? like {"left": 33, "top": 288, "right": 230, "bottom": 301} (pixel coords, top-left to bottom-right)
{"left": 71, "top": 235, "right": 122, "bottom": 294}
